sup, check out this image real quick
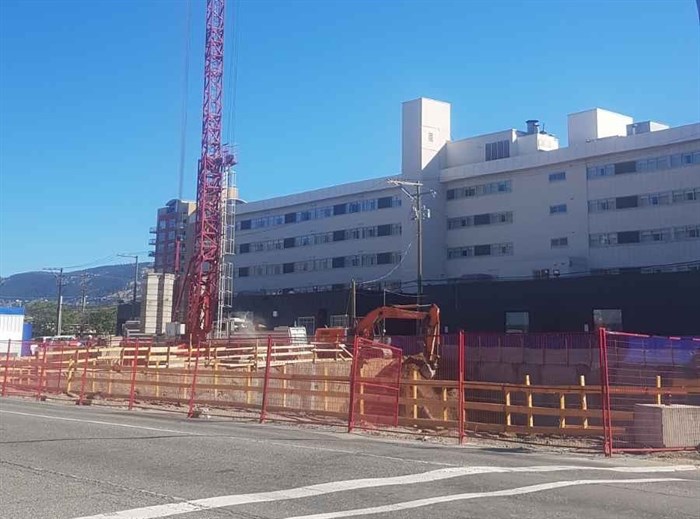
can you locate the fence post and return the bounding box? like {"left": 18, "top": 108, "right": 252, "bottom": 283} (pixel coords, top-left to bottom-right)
{"left": 55, "top": 343, "right": 65, "bottom": 392}
{"left": 1, "top": 339, "right": 11, "bottom": 397}
{"left": 411, "top": 369, "right": 418, "bottom": 419}
{"left": 36, "top": 345, "right": 48, "bottom": 401}
{"left": 598, "top": 327, "right": 613, "bottom": 456}
{"left": 187, "top": 341, "right": 202, "bottom": 418}
{"left": 281, "top": 364, "right": 288, "bottom": 409}
{"left": 525, "top": 374, "right": 533, "bottom": 428}
{"left": 323, "top": 365, "right": 329, "bottom": 412}
{"left": 128, "top": 341, "right": 140, "bottom": 410}
{"left": 458, "top": 330, "right": 465, "bottom": 444}
{"left": 78, "top": 346, "right": 90, "bottom": 405}
{"left": 655, "top": 375, "right": 662, "bottom": 405}
{"left": 259, "top": 336, "right": 273, "bottom": 423}
{"left": 580, "top": 375, "right": 588, "bottom": 429}
{"left": 394, "top": 353, "right": 402, "bottom": 427}
{"left": 505, "top": 389, "right": 512, "bottom": 428}
{"left": 559, "top": 393, "right": 566, "bottom": 429}
{"left": 347, "top": 337, "right": 359, "bottom": 433}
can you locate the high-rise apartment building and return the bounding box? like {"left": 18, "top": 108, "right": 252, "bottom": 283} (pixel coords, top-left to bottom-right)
{"left": 149, "top": 199, "right": 196, "bottom": 275}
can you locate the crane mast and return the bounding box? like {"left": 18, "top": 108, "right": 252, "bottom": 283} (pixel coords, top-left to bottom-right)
{"left": 186, "top": 0, "right": 234, "bottom": 342}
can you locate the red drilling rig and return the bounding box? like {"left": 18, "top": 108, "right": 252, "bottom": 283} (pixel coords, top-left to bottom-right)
{"left": 185, "top": 0, "right": 235, "bottom": 343}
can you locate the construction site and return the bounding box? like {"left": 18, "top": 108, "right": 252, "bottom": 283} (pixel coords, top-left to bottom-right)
{"left": 3, "top": 0, "right": 700, "bottom": 461}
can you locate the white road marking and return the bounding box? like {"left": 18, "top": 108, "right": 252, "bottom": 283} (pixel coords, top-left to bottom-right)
{"left": 282, "top": 478, "right": 689, "bottom": 519}
{"left": 73, "top": 465, "right": 697, "bottom": 519}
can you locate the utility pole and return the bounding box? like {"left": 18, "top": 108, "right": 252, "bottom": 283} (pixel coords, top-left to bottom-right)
{"left": 350, "top": 279, "right": 357, "bottom": 328}
{"left": 387, "top": 179, "right": 434, "bottom": 306}
{"left": 117, "top": 254, "right": 139, "bottom": 320}
{"left": 44, "top": 268, "right": 65, "bottom": 336}
{"left": 79, "top": 273, "right": 89, "bottom": 335}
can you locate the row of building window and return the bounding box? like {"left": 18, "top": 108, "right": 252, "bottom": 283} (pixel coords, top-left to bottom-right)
{"left": 447, "top": 211, "right": 513, "bottom": 230}
{"left": 589, "top": 225, "right": 700, "bottom": 247}
{"left": 236, "top": 196, "right": 402, "bottom": 231}
{"left": 447, "top": 242, "right": 514, "bottom": 259}
{"left": 236, "top": 251, "right": 402, "bottom": 278}
{"left": 446, "top": 180, "right": 512, "bottom": 201}
{"left": 586, "top": 150, "right": 700, "bottom": 179}
{"left": 588, "top": 187, "right": 700, "bottom": 213}
{"left": 548, "top": 171, "right": 566, "bottom": 182}
{"left": 237, "top": 224, "right": 402, "bottom": 254}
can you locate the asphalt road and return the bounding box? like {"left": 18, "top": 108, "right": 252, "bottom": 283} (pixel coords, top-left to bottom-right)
{"left": 0, "top": 398, "right": 698, "bottom": 519}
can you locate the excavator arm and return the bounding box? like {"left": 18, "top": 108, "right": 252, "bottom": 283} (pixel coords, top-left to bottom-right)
{"left": 354, "top": 304, "right": 441, "bottom": 374}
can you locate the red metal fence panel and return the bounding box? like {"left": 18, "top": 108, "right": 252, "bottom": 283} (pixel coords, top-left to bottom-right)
{"left": 600, "top": 329, "right": 700, "bottom": 455}
{"left": 348, "top": 337, "right": 402, "bottom": 432}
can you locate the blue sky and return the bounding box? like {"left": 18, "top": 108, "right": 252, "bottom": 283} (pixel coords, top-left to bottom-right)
{"left": 1, "top": 0, "right": 698, "bottom": 277}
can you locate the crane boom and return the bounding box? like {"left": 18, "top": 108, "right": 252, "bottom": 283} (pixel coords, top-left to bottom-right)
{"left": 186, "top": 0, "right": 229, "bottom": 342}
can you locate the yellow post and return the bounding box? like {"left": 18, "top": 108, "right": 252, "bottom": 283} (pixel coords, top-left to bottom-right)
{"left": 411, "top": 370, "right": 418, "bottom": 419}
{"left": 656, "top": 375, "right": 662, "bottom": 405}
{"left": 282, "top": 364, "right": 288, "bottom": 408}
{"left": 505, "top": 389, "right": 512, "bottom": 427}
{"left": 213, "top": 360, "right": 219, "bottom": 399}
{"left": 441, "top": 386, "right": 448, "bottom": 421}
{"left": 525, "top": 374, "right": 533, "bottom": 428}
{"left": 155, "top": 369, "right": 160, "bottom": 398}
{"left": 91, "top": 356, "right": 96, "bottom": 393}
{"left": 559, "top": 393, "right": 566, "bottom": 428}
{"left": 165, "top": 345, "right": 171, "bottom": 368}
{"left": 66, "top": 359, "right": 75, "bottom": 393}
{"left": 323, "top": 365, "right": 329, "bottom": 412}
{"left": 580, "top": 375, "right": 588, "bottom": 429}
{"left": 359, "top": 382, "right": 365, "bottom": 416}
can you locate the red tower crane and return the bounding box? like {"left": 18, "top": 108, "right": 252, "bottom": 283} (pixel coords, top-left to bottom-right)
{"left": 186, "top": 0, "right": 235, "bottom": 342}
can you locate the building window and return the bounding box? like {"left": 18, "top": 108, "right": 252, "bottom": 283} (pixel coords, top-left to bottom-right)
{"left": 593, "top": 309, "right": 622, "bottom": 331}
{"left": 588, "top": 150, "right": 700, "bottom": 179}
{"left": 551, "top": 237, "right": 568, "bottom": 248}
{"left": 238, "top": 267, "right": 249, "bottom": 277}
{"left": 549, "top": 204, "right": 567, "bottom": 214}
{"left": 447, "top": 242, "right": 514, "bottom": 259}
{"left": 548, "top": 171, "right": 566, "bottom": 182}
{"left": 297, "top": 316, "right": 316, "bottom": 336}
{"left": 446, "top": 180, "right": 512, "bottom": 201}
{"left": 505, "top": 312, "right": 529, "bottom": 333}
{"left": 485, "top": 140, "right": 510, "bottom": 161}
{"left": 330, "top": 314, "right": 349, "bottom": 328}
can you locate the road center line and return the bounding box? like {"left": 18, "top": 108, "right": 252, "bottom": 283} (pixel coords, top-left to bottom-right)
{"left": 72, "top": 465, "right": 697, "bottom": 519}
{"left": 281, "top": 478, "right": 689, "bottom": 519}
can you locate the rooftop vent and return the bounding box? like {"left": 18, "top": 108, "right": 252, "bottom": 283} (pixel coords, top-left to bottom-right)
{"left": 526, "top": 119, "right": 540, "bottom": 135}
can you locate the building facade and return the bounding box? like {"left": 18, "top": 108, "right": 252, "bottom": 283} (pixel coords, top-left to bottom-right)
{"left": 231, "top": 98, "right": 700, "bottom": 295}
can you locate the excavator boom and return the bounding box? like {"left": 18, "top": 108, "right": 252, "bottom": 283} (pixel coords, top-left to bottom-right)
{"left": 354, "top": 304, "right": 441, "bottom": 374}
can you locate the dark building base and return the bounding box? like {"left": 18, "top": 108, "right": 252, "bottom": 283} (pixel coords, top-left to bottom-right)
{"left": 232, "top": 271, "right": 700, "bottom": 336}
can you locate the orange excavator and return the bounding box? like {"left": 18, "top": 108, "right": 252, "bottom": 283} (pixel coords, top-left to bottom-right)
{"left": 354, "top": 304, "right": 441, "bottom": 379}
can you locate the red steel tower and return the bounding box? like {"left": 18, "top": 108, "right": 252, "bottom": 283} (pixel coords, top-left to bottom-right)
{"left": 186, "top": 0, "right": 234, "bottom": 342}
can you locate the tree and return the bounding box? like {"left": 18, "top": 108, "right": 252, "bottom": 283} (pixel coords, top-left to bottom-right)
{"left": 86, "top": 306, "right": 117, "bottom": 336}
{"left": 25, "top": 301, "right": 117, "bottom": 337}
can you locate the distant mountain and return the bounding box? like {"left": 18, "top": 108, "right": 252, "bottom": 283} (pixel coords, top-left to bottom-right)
{"left": 0, "top": 263, "right": 153, "bottom": 305}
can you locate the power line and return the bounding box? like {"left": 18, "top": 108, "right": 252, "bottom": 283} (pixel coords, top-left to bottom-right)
{"left": 177, "top": 0, "right": 192, "bottom": 200}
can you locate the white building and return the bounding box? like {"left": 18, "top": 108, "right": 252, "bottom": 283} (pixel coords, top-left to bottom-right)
{"left": 229, "top": 98, "right": 700, "bottom": 295}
